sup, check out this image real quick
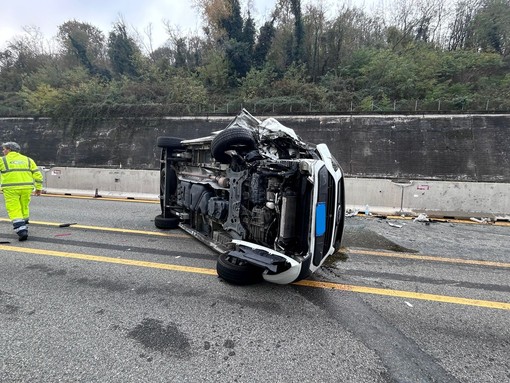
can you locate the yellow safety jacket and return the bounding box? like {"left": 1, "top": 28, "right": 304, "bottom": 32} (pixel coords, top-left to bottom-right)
{"left": 0, "top": 151, "right": 43, "bottom": 190}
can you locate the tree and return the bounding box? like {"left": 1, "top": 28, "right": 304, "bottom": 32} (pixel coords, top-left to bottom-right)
{"left": 19, "top": 83, "right": 62, "bottom": 115}
{"left": 4, "top": 26, "right": 51, "bottom": 75}
{"left": 313, "top": 6, "right": 384, "bottom": 80}
{"left": 108, "top": 21, "right": 141, "bottom": 78}
{"left": 358, "top": 48, "right": 440, "bottom": 100}
{"left": 468, "top": 0, "right": 510, "bottom": 56}
{"left": 220, "top": 0, "right": 243, "bottom": 39}
{"left": 167, "top": 71, "right": 208, "bottom": 105}
{"left": 194, "top": 0, "right": 233, "bottom": 40}
{"left": 240, "top": 64, "right": 277, "bottom": 99}
{"left": 162, "top": 23, "right": 206, "bottom": 70}
{"left": 448, "top": 0, "right": 482, "bottom": 51}
{"left": 385, "top": 0, "right": 448, "bottom": 50}
{"left": 303, "top": 3, "right": 326, "bottom": 82}
{"left": 57, "top": 21, "right": 107, "bottom": 69}
{"left": 0, "top": 49, "right": 21, "bottom": 92}
{"left": 253, "top": 20, "right": 275, "bottom": 68}
{"left": 242, "top": 11, "right": 256, "bottom": 51}
{"left": 197, "top": 50, "right": 229, "bottom": 90}
{"left": 290, "top": 0, "right": 305, "bottom": 63}
{"left": 225, "top": 38, "right": 252, "bottom": 82}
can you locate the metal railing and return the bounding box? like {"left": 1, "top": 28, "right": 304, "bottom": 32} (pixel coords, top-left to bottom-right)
{"left": 1, "top": 98, "right": 510, "bottom": 118}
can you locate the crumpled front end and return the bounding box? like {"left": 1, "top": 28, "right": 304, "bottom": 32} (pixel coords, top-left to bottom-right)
{"left": 231, "top": 240, "right": 302, "bottom": 285}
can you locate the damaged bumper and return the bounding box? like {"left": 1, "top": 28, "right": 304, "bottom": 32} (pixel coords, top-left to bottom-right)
{"left": 232, "top": 240, "right": 302, "bottom": 284}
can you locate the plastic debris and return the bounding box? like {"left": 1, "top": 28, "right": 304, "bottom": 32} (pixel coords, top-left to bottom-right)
{"left": 387, "top": 221, "right": 404, "bottom": 228}
{"left": 405, "top": 301, "right": 414, "bottom": 307}
{"left": 469, "top": 217, "right": 491, "bottom": 224}
{"left": 364, "top": 205, "right": 371, "bottom": 216}
{"left": 345, "top": 209, "right": 359, "bottom": 218}
{"left": 413, "top": 213, "right": 429, "bottom": 222}
{"left": 59, "top": 222, "right": 77, "bottom": 227}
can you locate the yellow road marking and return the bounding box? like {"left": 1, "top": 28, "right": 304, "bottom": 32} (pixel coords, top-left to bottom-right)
{"left": 293, "top": 279, "right": 510, "bottom": 311}
{"left": 1, "top": 218, "right": 506, "bottom": 269}
{"left": 0, "top": 191, "right": 158, "bottom": 203}
{"left": 0, "top": 244, "right": 216, "bottom": 276}
{"left": 1, "top": 218, "right": 506, "bottom": 268}
{"left": 1, "top": 244, "right": 509, "bottom": 311}
{"left": 348, "top": 249, "right": 510, "bottom": 269}
{"left": 41, "top": 193, "right": 158, "bottom": 204}
{"left": 0, "top": 218, "right": 189, "bottom": 238}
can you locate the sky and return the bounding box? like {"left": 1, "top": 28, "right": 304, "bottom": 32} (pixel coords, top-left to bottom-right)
{"left": 0, "top": 0, "right": 381, "bottom": 52}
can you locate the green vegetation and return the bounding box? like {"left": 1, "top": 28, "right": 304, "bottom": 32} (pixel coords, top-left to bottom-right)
{"left": 1, "top": 0, "right": 510, "bottom": 121}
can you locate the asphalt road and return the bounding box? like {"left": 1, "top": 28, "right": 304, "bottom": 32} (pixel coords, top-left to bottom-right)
{"left": 1, "top": 195, "right": 509, "bottom": 383}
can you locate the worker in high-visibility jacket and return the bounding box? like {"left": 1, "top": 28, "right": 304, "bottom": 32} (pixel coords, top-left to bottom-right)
{"left": 0, "top": 142, "right": 43, "bottom": 241}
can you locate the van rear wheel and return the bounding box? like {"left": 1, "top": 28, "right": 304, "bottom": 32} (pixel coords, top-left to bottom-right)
{"left": 154, "top": 214, "right": 179, "bottom": 229}
{"left": 157, "top": 136, "right": 184, "bottom": 149}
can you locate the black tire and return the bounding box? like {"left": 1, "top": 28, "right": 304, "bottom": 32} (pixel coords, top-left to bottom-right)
{"left": 211, "top": 127, "right": 256, "bottom": 163}
{"left": 216, "top": 253, "right": 263, "bottom": 285}
{"left": 154, "top": 214, "right": 180, "bottom": 229}
{"left": 157, "top": 136, "right": 184, "bottom": 149}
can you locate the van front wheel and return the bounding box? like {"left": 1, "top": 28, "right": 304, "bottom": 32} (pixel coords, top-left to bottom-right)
{"left": 216, "top": 253, "right": 263, "bottom": 285}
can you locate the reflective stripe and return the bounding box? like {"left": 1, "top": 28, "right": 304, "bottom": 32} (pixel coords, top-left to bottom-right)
{"left": 1, "top": 168, "right": 33, "bottom": 173}
{"left": 13, "top": 219, "right": 26, "bottom": 229}
{"left": 1, "top": 157, "right": 7, "bottom": 170}
{"left": 1, "top": 182, "right": 36, "bottom": 187}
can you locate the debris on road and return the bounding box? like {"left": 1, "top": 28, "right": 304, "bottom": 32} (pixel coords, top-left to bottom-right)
{"left": 346, "top": 209, "right": 360, "bottom": 218}
{"left": 469, "top": 217, "right": 491, "bottom": 224}
{"left": 413, "top": 213, "right": 429, "bottom": 222}
{"left": 387, "top": 221, "right": 404, "bottom": 228}
{"left": 58, "top": 222, "right": 77, "bottom": 227}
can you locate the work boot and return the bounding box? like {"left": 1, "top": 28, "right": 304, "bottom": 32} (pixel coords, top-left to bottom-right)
{"left": 18, "top": 230, "right": 28, "bottom": 241}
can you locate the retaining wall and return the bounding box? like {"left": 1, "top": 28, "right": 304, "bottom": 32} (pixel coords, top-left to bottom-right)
{"left": 1, "top": 113, "right": 509, "bottom": 182}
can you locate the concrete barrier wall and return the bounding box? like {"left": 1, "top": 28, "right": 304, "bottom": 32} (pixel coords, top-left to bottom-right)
{"left": 43, "top": 167, "right": 510, "bottom": 218}
{"left": 345, "top": 178, "right": 509, "bottom": 218}
{"left": 43, "top": 167, "right": 160, "bottom": 199}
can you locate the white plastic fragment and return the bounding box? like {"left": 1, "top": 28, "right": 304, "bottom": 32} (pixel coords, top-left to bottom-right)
{"left": 387, "top": 221, "right": 404, "bottom": 228}
{"left": 469, "top": 217, "right": 491, "bottom": 224}
{"left": 345, "top": 209, "right": 359, "bottom": 217}
{"left": 405, "top": 301, "right": 413, "bottom": 307}
{"left": 413, "top": 213, "right": 429, "bottom": 222}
